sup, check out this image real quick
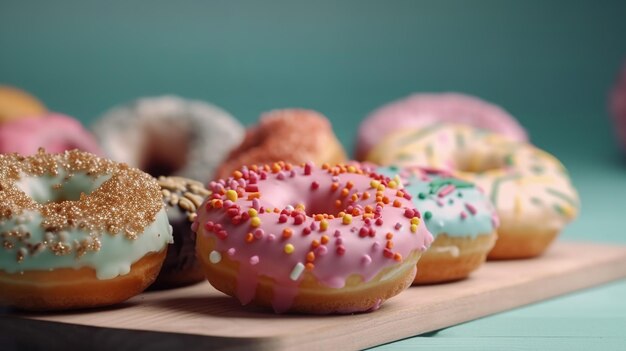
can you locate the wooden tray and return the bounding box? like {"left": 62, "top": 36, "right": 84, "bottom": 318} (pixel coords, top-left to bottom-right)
{"left": 2, "top": 241, "right": 626, "bottom": 351}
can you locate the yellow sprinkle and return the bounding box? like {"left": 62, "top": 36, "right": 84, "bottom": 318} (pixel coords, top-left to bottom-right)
{"left": 342, "top": 214, "right": 353, "bottom": 225}
{"left": 410, "top": 224, "right": 418, "bottom": 233}
{"left": 347, "top": 165, "right": 356, "bottom": 173}
{"left": 295, "top": 203, "right": 306, "bottom": 211}
{"left": 388, "top": 180, "right": 398, "bottom": 189}
{"left": 377, "top": 184, "right": 386, "bottom": 191}
{"left": 370, "top": 180, "right": 381, "bottom": 189}
{"left": 225, "top": 190, "right": 238, "bottom": 202}
{"left": 248, "top": 208, "right": 258, "bottom": 217}
{"left": 250, "top": 217, "right": 261, "bottom": 228}
{"left": 284, "top": 244, "right": 295, "bottom": 254}
{"left": 320, "top": 219, "right": 329, "bottom": 231}
{"left": 410, "top": 217, "right": 420, "bottom": 226}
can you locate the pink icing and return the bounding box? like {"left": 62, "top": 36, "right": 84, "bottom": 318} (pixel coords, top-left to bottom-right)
{"left": 0, "top": 114, "right": 102, "bottom": 155}
{"left": 195, "top": 163, "right": 433, "bottom": 313}
{"left": 611, "top": 61, "right": 626, "bottom": 150}
{"left": 355, "top": 92, "right": 528, "bottom": 160}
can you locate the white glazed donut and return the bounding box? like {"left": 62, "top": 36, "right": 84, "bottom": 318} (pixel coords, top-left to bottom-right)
{"left": 93, "top": 95, "right": 244, "bottom": 181}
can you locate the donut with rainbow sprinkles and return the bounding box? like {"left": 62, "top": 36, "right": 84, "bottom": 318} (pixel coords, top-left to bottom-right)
{"left": 194, "top": 162, "right": 433, "bottom": 314}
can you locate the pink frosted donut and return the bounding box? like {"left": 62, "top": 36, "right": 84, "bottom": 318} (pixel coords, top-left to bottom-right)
{"left": 356, "top": 93, "right": 528, "bottom": 160}
{"left": 0, "top": 114, "right": 102, "bottom": 155}
{"left": 194, "top": 162, "right": 433, "bottom": 314}
{"left": 611, "top": 62, "right": 626, "bottom": 150}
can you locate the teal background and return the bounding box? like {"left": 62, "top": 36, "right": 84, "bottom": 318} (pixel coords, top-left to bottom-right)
{"left": 2, "top": 1, "right": 626, "bottom": 349}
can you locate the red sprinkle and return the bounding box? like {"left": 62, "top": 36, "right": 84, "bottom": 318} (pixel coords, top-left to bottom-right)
{"left": 336, "top": 245, "right": 346, "bottom": 255}
{"left": 438, "top": 184, "right": 456, "bottom": 197}
{"left": 465, "top": 203, "right": 477, "bottom": 215}
{"left": 359, "top": 227, "right": 369, "bottom": 237}
{"left": 216, "top": 230, "right": 228, "bottom": 240}
{"left": 383, "top": 248, "right": 394, "bottom": 258}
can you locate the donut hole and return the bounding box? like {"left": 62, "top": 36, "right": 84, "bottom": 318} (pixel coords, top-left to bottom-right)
{"left": 453, "top": 144, "right": 509, "bottom": 174}
{"left": 16, "top": 173, "right": 110, "bottom": 204}
{"left": 140, "top": 120, "right": 190, "bottom": 177}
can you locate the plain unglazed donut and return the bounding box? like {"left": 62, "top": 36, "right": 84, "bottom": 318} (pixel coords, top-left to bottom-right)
{"left": 194, "top": 162, "right": 433, "bottom": 314}
{"left": 93, "top": 95, "right": 244, "bottom": 181}
{"left": 214, "top": 109, "right": 347, "bottom": 180}
{"left": 356, "top": 93, "right": 528, "bottom": 160}
{"left": 367, "top": 123, "right": 579, "bottom": 259}
{"left": 376, "top": 166, "right": 497, "bottom": 284}
{"left": 0, "top": 114, "right": 102, "bottom": 155}
{"left": 0, "top": 85, "right": 47, "bottom": 124}
{"left": 0, "top": 149, "right": 173, "bottom": 310}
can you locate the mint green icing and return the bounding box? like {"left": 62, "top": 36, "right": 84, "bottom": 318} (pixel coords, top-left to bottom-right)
{"left": 0, "top": 208, "right": 173, "bottom": 280}
{"left": 377, "top": 167, "right": 497, "bottom": 238}
{"left": 17, "top": 171, "right": 111, "bottom": 203}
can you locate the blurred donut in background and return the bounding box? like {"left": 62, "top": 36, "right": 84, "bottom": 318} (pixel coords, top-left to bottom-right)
{"left": 356, "top": 93, "right": 528, "bottom": 160}
{"left": 0, "top": 113, "right": 102, "bottom": 155}
{"left": 0, "top": 85, "right": 47, "bottom": 124}
{"left": 214, "top": 108, "right": 347, "bottom": 180}
{"left": 611, "top": 61, "right": 626, "bottom": 151}
{"left": 93, "top": 95, "right": 244, "bottom": 182}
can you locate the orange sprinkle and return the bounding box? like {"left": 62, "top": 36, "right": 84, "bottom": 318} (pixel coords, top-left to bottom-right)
{"left": 247, "top": 192, "right": 261, "bottom": 200}
{"left": 233, "top": 170, "right": 243, "bottom": 179}
{"left": 331, "top": 183, "right": 339, "bottom": 191}
{"left": 364, "top": 205, "right": 373, "bottom": 213}
{"left": 393, "top": 199, "right": 402, "bottom": 207}
{"left": 246, "top": 233, "right": 254, "bottom": 243}
{"left": 351, "top": 208, "right": 361, "bottom": 216}
{"left": 393, "top": 253, "right": 402, "bottom": 262}
{"left": 305, "top": 263, "right": 315, "bottom": 271}
{"left": 396, "top": 190, "right": 405, "bottom": 197}
{"left": 274, "top": 208, "right": 280, "bottom": 213}
{"left": 363, "top": 213, "right": 374, "bottom": 219}
{"left": 282, "top": 228, "right": 293, "bottom": 239}
{"left": 272, "top": 163, "right": 282, "bottom": 173}
{"left": 335, "top": 199, "right": 343, "bottom": 208}
{"left": 382, "top": 197, "right": 390, "bottom": 204}
{"left": 315, "top": 214, "right": 325, "bottom": 221}
{"left": 284, "top": 163, "right": 293, "bottom": 171}
{"left": 376, "top": 196, "right": 383, "bottom": 203}
{"left": 306, "top": 251, "right": 316, "bottom": 262}
{"left": 311, "top": 240, "right": 320, "bottom": 249}
{"left": 386, "top": 233, "right": 393, "bottom": 240}
{"left": 386, "top": 240, "right": 394, "bottom": 249}
{"left": 250, "top": 165, "right": 259, "bottom": 172}
{"left": 340, "top": 188, "right": 349, "bottom": 197}
{"left": 362, "top": 192, "right": 371, "bottom": 200}
{"left": 351, "top": 194, "right": 359, "bottom": 202}
{"left": 321, "top": 235, "right": 330, "bottom": 244}
{"left": 346, "top": 181, "right": 354, "bottom": 189}
{"left": 211, "top": 199, "right": 223, "bottom": 208}
{"left": 322, "top": 163, "right": 330, "bottom": 170}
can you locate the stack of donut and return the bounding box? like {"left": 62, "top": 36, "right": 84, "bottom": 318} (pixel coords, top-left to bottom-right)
{"left": 359, "top": 93, "right": 580, "bottom": 260}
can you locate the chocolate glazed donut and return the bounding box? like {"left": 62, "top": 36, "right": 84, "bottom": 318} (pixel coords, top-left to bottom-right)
{"left": 150, "top": 176, "right": 210, "bottom": 289}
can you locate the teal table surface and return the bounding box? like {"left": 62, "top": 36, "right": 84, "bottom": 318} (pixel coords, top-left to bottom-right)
{"left": 2, "top": 1, "right": 626, "bottom": 350}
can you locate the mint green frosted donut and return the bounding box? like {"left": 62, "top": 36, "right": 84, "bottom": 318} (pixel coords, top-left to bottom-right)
{"left": 0, "top": 150, "right": 173, "bottom": 280}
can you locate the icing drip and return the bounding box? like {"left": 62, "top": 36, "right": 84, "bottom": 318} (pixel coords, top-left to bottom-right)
{"left": 195, "top": 162, "right": 434, "bottom": 312}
